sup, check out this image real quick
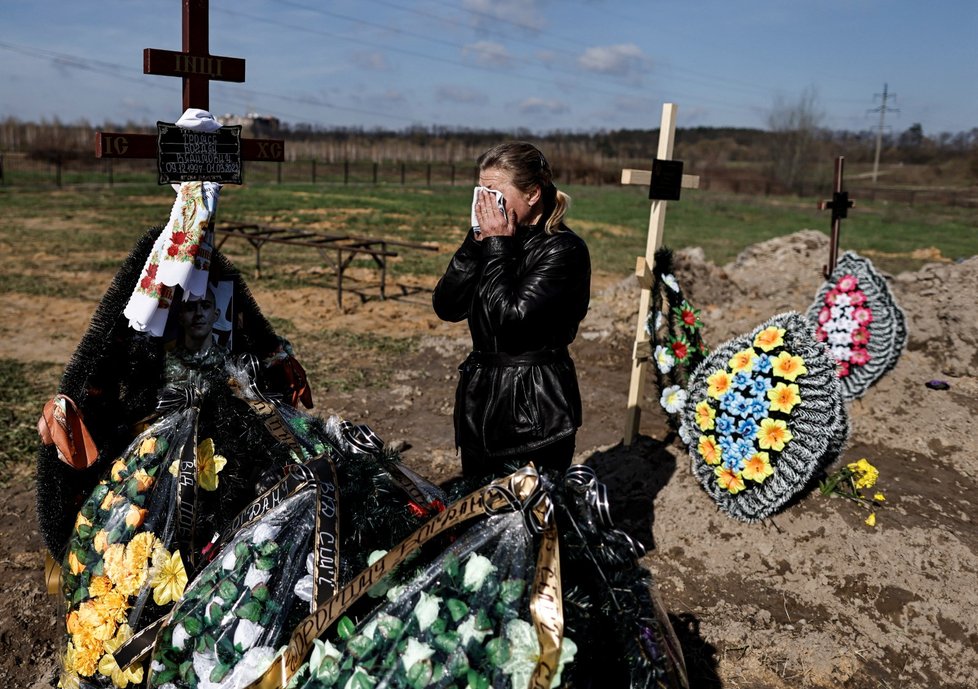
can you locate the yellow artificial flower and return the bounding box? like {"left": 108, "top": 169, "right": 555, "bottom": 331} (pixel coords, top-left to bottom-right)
{"left": 91, "top": 591, "right": 129, "bottom": 626}
{"left": 728, "top": 348, "right": 758, "bottom": 374}
{"left": 71, "top": 627, "right": 105, "bottom": 677}
{"left": 168, "top": 459, "right": 179, "bottom": 478}
{"left": 753, "top": 326, "right": 786, "bottom": 352}
{"left": 102, "top": 544, "right": 127, "bottom": 583}
{"left": 88, "top": 575, "right": 114, "bottom": 598}
{"left": 76, "top": 601, "right": 117, "bottom": 642}
{"left": 767, "top": 382, "right": 802, "bottom": 414}
{"left": 695, "top": 400, "right": 716, "bottom": 431}
{"left": 110, "top": 460, "right": 128, "bottom": 483}
{"left": 741, "top": 452, "right": 775, "bottom": 483}
{"left": 99, "top": 491, "right": 123, "bottom": 512}
{"left": 138, "top": 437, "right": 157, "bottom": 456}
{"left": 196, "top": 438, "right": 228, "bottom": 492}
{"left": 59, "top": 643, "right": 81, "bottom": 689}
{"left": 151, "top": 550, "right": 188, "bottom": 606}
{"left": 757, "top": 418, "right": 793, "bottom": 452}
{"left": 865, "top": 513, "right": 876, "bottom": 527}
{"left": 714, "top": 466, "right": 746, "bottom": 494}
{"left": 97, "top": 624, "right": 144, "bottom": 688}
{"left": 74, "top": 513, "right": 92, "bottom": 530}
{"left": 93, "top": 529, "right": 109, "bottom": 553}
{"left": 124, "top": 505, "right": 148, "bottom": 529}
{"left": 874, "top": 492, "right": 885, "bottom": 502}
{"left": 132, "top": 469, "right": 155, "bottom": 493}
{"left": 126, "top": 531, "right": 156, "bottom": 565}
{"left": 707, "top": 370, "right": 732, "bottom": 400}
{"left": 771, "top": 351, "right": 808, "bottom": 382}
{"left": 847, "top": 458, "right": 879, "bottom": 489}
{"left": 698, "top": 435, "right": 722, "bottom": 466}
{"left": 68, "top": 551, "right": 86, "bottom": 576}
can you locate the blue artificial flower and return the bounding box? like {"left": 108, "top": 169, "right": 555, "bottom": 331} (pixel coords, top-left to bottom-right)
{"left": 715, "top": 414, "right": 736, "bottom": 436}
{"left": 737, "top": 418, "right": 759, "bottom": 441}
{"left": 749, "top": 398, "right": 768, "bottom": 420}
{"left": 735, "top": 438, "right": 756, "bottom": 461}
{"left": 750, "top": 376, "right": 772, "bottom": 396}
{"left": 732, "top": 371, "right": 751, "bottom": 390}
{"left": 731, "top": 394, "right": 752, "bottom": 418}
{"left": 755, "top": 354, "right": 773, "bottom": 374}
{"left": 718, "top": 434, "right": 735, "bottom": 452}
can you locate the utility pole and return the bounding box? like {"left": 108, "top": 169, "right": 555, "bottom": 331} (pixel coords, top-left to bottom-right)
{"left": 869, "top": 83, "right": 898, "bottom": 184}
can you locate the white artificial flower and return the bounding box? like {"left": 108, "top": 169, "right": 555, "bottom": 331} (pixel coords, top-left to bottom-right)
{"left": 655, "top": 310, "right": 666, "bottom": 331}
{"left": 500, "top": 619, "right": 578, "bottom": 688}
{"left": 829, "top": 304, "right": 852, "bottom": 322}
{"left": 654, "top": 345, "right": 675, "bottom": 374}
{"left": 309, "top": 639, "right": 343, "bottom": 681}
{"left": 833, "top": 293, "right": 852, "bottom": 307}
{"left": 827, "top": 330, "right": 852, "bottom": 346}
{"left": 659, "top": 385, "right": 687, "bottom": 414}
{"left": 233, "top": 619, "right": 264, "bottom": 651}
{"left": 662, "top": 274, "right": 680, "bottom": 292}
{"left": 150, "top": 661, "right": 165, "bottom": 674}
{"left": 831, "top": 345, "right": 852, "bottom": 361}
{"left": 457, "top": 614, "right": 491, "bottom": 647}
{"left": 343, "top": 667, "right": 375, "bottom": 689}
{"left": 294, "top": 552, "right": 315, "bottom": 604}
{"left": 244, "top": 565, "right": 271, "bottom": 589}
{"left": 221, "top": 550, "right": 237, "bottom": 571}
{"left": 228, "top": 646, "right": 278, "bottom": 688}
{"left": 366, "top": 550, "right": 392, "bottom": 598}
{"left": 462, "top": 554, "right": 496, "bottom": 591}
{"left": 251, "top": 523, "right": 277, "bottom": 544}
{"left": 385, "top": 583, "right": 407, "bottom": 603}
{"left": 401, "top": 638, "right": 435, "bottom": 671}
{"left": 678, "top": 421, "right": 693, "bottom": 446}
{"left": 171, "top": 623, "right": 189, "bottom": 651}
{"left": 412, "top": 591, "right": 441, "bottom": 632}
{"left": 191, "top": 650, "right": 218, "bottom": 689}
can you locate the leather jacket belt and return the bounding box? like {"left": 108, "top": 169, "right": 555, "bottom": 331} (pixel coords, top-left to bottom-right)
{"left": 463, "top": 348, "right": 569, "bottom": 368}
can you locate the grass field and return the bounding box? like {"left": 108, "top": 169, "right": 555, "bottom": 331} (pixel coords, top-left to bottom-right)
{"left": 1, "top": 182, "right": 975, "bottom": 299}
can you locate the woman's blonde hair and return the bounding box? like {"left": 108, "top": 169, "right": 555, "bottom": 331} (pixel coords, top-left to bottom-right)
{"left": 477, "top": 141, "right": 570, "bottom": 234}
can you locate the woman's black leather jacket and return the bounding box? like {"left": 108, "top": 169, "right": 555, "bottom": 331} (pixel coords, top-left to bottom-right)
{"left": 432, "top": 220, "right": 591, "bottom": 457}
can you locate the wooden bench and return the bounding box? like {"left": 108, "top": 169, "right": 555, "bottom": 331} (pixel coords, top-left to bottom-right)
{"left": 214, "top": 223, "right": 438, "bottom": 307}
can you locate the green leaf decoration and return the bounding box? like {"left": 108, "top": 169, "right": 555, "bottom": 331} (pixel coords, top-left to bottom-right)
{"left": 337, "top": 616, "right": 356, "bottom": 640}
{"left": 234, "top": 601, "right": 262, "bottom": 622}
{"left": 446, "top": 598, "right": 468, "bottom": 622}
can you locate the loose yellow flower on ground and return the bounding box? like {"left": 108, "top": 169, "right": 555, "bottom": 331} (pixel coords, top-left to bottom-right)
{"left": 865, "top": 513, "right": 876, "bottom": 527}
{"left": 753, "top": 326, "right": 786, "bottom": 352}
{"left": 758, "top": 418, "right": 793, "bottom": 452}
{"left": 728, "top": 348, "right": 758, "bottom": 374}
{"left": 97, "top": 624, "right": 144, "bottom": 688}
{"left": 196, "top": 438, "right": 228, "bottom": 492}
{"left": 138, "top": 437, "right": 157, "bottom": 456}
{"left": 695, "top": 400, "right": 716, "bottom": 431}
{"left": 151, "top": 549, "right": 188, "bottom": 606}
{"left": 771, "top": 351, "right": 808, "bottom": 381}
{"left": 698, "top": 435, "right": 722, "bottom": 466}
{"left": 741, "top": 451, "right": 774, "bottom": 483}
{"left": 715, "top": 466, "right": 746, "bottom": 494}
{"left": 707, "top": 370, "right": 733, "bottom": 399}
{"left": 847, "top": 458, "right": 879, "bottom": 489}
{"left": 767, "top": 382, "right": 802, "bottom": 414}
{"left": 874, "top": 492, "right": 885, "bottom": 502}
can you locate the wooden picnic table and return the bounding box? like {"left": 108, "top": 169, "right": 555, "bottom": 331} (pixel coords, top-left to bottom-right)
{"left": 214, "top": 223, "right": 439, "bottom": 307}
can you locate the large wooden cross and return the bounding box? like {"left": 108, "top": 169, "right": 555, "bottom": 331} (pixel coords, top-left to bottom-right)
{"left": 621, "top": 103, "right": 700, "bottom": 445}
{"left": 95, "top": 0, "right": 284, "bottom": 164}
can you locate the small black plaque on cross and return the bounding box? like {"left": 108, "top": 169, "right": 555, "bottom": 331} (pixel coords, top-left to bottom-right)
{"left": 649, "top": 158, "right": 685, "bottom": 201}
{"left": 157, "top": 122, "right": 243, "bottom": 184}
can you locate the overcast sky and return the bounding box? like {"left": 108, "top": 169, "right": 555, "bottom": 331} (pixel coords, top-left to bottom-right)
{"left": 1, "top": 0, "right": 975, "bottom": 135}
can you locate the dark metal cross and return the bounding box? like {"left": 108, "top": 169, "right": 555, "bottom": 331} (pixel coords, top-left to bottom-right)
{"left": 819, "top": 156, "right": 855, "bottom": 278}
{"left": 95, "top": 0, "right": 284, "bottom": 164}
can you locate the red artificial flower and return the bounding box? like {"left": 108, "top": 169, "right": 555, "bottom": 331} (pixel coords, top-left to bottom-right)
{"left": 146, "top": 264, "right": 158, "bottom": 279}
{"left": 815, "top": 326, "right": 827, "bottom": 342}
{"left": 407, "top": 502, "right": 428, "bottom": 518}
{"left": 140, "top": 276, "right": 154, "bottom": 290}
{"left": 837, "top": 361, "right": 850, "bottom": 377}
{"left": 849, "top": 348, "right": 871, "bottom": 366}
{"left": 681, "top": 309, "right": 697, "bottom": 326}
{"left": 187, "top": 245, "right": 199, "bottom": 256}
{"left": 851, "top": 327, "right": 870, "bottom": 346}
{"left": 836, "top": 274, "right": 858, "bottom": 292}
{"left": 671, "top": 340, "right": 689, "bottom": 361}
{"left": 167, "top": 245, "right": 180, "bottom": 257}
{"left": 171, "top": 231, "right": 187, "bottom": 245}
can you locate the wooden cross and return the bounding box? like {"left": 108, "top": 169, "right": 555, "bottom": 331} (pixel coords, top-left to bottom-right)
{"left": 95, "top": 0, "right": 284, "bottom": 164}
{"left": 621, "top": 103, "right": 700, "bottom": 446}
{"left": 818, "top": 155, "right": 854, "bottom": 278}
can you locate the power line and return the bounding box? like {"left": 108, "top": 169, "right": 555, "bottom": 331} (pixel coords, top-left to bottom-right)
{"left": 869, "top": 83, "right": 898, "bottom": 183}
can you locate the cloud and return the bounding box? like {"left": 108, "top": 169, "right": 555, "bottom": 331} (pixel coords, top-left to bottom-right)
{"left": 435, "top": 85, "right": 490, "bottom": 106}
{"left": 577, "top": 44, "right": 649, "bottom": 77}
{"left": 462, "top": 0, "right": 545, "bottom": 32}
{"left": 462, "top": 41, "right": 513, "bottom": 67}
{"left": 349, "top": 51, "right": 390, "bottom": 71}
{"left": 517, "top": 97, "right": 569, "bottom": 115}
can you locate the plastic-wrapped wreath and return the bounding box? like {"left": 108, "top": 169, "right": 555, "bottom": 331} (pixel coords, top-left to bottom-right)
{"left": 807, "top": 251, "right": 907, "bottom": 400}
{"left": 679, "top": 312, "right": 849, "bottom": 522}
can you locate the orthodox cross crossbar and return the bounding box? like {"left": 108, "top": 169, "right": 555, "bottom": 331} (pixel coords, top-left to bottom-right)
{"left": 95, "top": 0, "right": 284, "bottom": 163}
{"left": 621, "top": 103, "right": 700, "bottom": 445}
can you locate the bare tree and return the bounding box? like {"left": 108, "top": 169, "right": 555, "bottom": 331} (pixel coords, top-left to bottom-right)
{"left": 766, "top": 86, "right": 826, "bottom": 193}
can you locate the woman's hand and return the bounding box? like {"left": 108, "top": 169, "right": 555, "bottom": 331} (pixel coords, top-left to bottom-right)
{"left": 474, "top": 189, "right": 516, "bottom": 240}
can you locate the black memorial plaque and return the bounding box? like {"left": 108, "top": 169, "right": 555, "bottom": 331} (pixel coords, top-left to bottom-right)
{"left": 649, "top": 158, "right": 684, "bottom": 201}
{"left": 157, "top": 122, "right": 243, "bottom": 184}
